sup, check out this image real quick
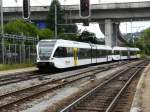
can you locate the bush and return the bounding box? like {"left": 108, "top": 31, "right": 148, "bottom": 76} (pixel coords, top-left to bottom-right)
{"left": 38, "top": 29, "right": 54, "bottom": 39}
{"left": 3, "top": 20, "right": 54, "bottom": 39}
{"left": 4, "top": 20, "right": 39, "bottom": 37}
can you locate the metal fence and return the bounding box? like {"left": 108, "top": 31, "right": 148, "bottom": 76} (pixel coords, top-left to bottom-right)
{"left": 0, "top": 34, "right": 39, "bottom": 64}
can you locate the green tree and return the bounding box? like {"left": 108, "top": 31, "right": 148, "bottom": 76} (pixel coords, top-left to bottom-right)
{"left": 135, "top": 27, "right": 150, "bottom": 55}
{"left": 59, "top": 32, "right": 78, "bottom": 41}
{"left": 3, "top": 20, "right": 54, "bottom": 39}
{"left": 71, "top": 30, "right": 104, "bottom": 44}
{"left": 46, "top": 0, "right": 64, "bottom": 33}
{"left": 46, "top": 0, "right": 78, "bottom": 40}
{"left": 78, "top": 31, "right": 98, "bottom": 44}
{"left": 4, "top": 20, "right": 39, "bottom": 37}
{"left": 63, "top": 24, "right": 78, "bottom": 34}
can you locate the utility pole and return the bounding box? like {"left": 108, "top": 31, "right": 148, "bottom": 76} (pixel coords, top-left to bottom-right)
{"left": 0, "top": 0, "right": 3, "bottom": 34}
{"left": 0, "top": 0, "right": 4, "bottom": 64}
{"left": 55, "top": 5, "right": 57, "bottom": 39}
{"left": 99, "top": 0, "right": 101, "bottom": 4}
{"left": 130, "top": 19, "right": 134, "bottom": 45}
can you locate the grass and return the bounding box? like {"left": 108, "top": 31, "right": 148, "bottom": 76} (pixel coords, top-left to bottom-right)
{"left": 0, "top": 63, "right": 35, "bottom": 71}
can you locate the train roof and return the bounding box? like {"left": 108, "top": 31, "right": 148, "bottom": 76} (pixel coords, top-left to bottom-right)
{"left": 96, "top": 45, "right": 112, "bottom": 50}
{"left": 112, "top": 46, "right": 128, "bottom": 50}
{"left": 38, "top": 39, "right": 112, "bottom": 50}
{"left": 128, "top": 47, "right": 140, "bottom": 51}
{"left": 113, "top": 46, "right": 140, "bottom": 51}
{"left": 56, "top": 39, "right": 91, "bottom": 48}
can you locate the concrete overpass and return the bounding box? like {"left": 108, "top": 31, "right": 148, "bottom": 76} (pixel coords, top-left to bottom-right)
{"left": 2, "top": 1, "right": 150, "bottom": 46}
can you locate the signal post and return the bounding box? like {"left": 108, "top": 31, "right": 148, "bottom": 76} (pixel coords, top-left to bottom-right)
{"left": 80, "top": 0, "right": 90, "bottom": 26}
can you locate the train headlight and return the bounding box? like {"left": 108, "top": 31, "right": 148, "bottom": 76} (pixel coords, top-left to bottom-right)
{"left": 37, "top": 57, "right": 40, "bottom": 61}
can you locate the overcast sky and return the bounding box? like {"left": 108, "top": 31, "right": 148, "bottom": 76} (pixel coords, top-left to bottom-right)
{"left": 2, "top": 0, "right": 150, "bottom": 38}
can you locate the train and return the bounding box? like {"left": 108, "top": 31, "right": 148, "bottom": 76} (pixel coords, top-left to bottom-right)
{"left": 36, "top": 39, "right": 140, "bottom": 69}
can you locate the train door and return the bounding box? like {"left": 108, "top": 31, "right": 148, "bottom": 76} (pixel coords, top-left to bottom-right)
{"left": 95, "top": 46, "right": 97, "bottom": 63}
{"left": 128, "top": 50, "right": 130, "bottom": 59}
{"left": 91, "top": 45, "right": 97, "bottom": 64}
{"left": 120, "top": 50, "right": 122, "bottom": 60}
{"left": 106, "top": 50, "right": 108, "bottom": 62}
{"left": 73, "top": 48, "right": 78, "bottom": 66}
{"left": 90, "top": 47, "right": 92, "bottom": 63}
{"left": 90, "top": 44, "right": 94, "bottom": 64}
{"left": 53, "top": 47, "right": 70, "bottom": 68}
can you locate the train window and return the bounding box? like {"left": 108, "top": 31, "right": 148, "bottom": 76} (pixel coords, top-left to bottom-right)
{"left": 67, "top": 48, "right": 73, "bottom": 57}
{"left": 92, "top": 49, "right": 97, "bottom": 58}
{"left": 130, "top": 51, "right": 133, "bottom": 55}
{"left": 87, "top": 49, "right": 91, "bottom": 58}
{"left": 101, "top": 50, "right": 104, "bottom": 56}
{"left": 39, "top": 41, "right": 56, "bottom": 47}
{"left": 121, "top": 51, "right": 128, "bottom": 56}
{"left": 107, "top": 50, "right": 112, "bottom": 55}
{"left": 114, "top": 50, "right": 120, "bottom": 55}
{"left": 97, "top": 50, "right": 101, "bottom": 56}
{"left": 78, "top": 48, "right": 91, "bottom": 59}
{"left": 97, "top": 50, "right": 106, "bottom": 57}
{"left": 54, "top": 47, "right": 67, "bottom": 58}
{"left": 130, "top": 51, "right": 136, "bottom": 55}
{"left": 137, "top": 51, "right": 140, "bottom": 54}
{"left": 134, "top": 51, "right": 137, "bottom": 55}
{"left": 101, "top": 50, "right": 107, "bottom": 56}
{"left": 97, "top": 50, "right": 111, "bottom": 58}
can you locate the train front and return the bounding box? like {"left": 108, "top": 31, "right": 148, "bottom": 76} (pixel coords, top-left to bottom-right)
{"left": 36, "top": 40, "right": 56, "bottom": 69}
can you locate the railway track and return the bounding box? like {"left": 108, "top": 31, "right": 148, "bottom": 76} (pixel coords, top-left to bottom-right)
{"left": 0, "top": 71, "right": 51, "bottom": 86}
{"left": 111, "top": 70, "right": 142, "bottom": 112}
{"left": 0, "top": 62, "right": 123, "bottom": 111}
{"left": 0, "top": 61, "right": 129, "bottom": 87}
{"left": 60, "top": 60, "right": 149, "bottom": 112}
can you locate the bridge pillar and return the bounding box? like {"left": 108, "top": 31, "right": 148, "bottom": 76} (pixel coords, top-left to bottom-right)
{"left": 112, "top": 22, "right": 119, "bottom": 46}
{"left": 99, "top": 20, "right": 125, "bottom": 47}
{"left": 104, "top": 19, "right": 114, "bottom": 47}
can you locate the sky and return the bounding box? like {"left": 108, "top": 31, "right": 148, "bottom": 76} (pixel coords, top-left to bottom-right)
{"left": 2, "top": 0, "right": 150, "bottom": 38}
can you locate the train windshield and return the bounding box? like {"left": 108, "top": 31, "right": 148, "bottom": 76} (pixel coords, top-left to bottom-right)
{"left": 38, "top": 41, "right": 56, "bottom": 57}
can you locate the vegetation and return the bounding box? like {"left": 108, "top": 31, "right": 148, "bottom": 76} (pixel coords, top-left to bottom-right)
{"left": 2, "top": 0, "right": 100, "bottom": 43}
{"left": 135, "top": 28, "right": 150, "bottom": 55}
{"left": 122, "top": 28, "right": 150, "bottom": 56}
{"left": 76, "top": 31, "right": 105, "bottom": 44}
{"left": 0, "top": 63, "right": 34, "bottom": 71}
{"left": 4, "top": 20, "right": 39, "bottom": 37}
{"left": 46, "top": 0, "right": 78, "bottom": 39}
{"left": 3, "top": 20, "right": 54, "bottom": 39}
{"left": 46, "top": 0, "right": 64, "bottom": 33}
{"left": 2, "top": 0, "right": 103, "bottom": 44}
{"left": 3, "top": 19, "right": 102, "bottom": 44}
{"left": 38, "top": 28, "right": 54, "bottom": 39}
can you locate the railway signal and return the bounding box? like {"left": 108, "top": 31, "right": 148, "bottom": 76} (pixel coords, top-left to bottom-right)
{"left": 79, "top": 0, "right": 91, "bottom": 18}
{"left": 22, "top": 0, "right": 30, "bottom": 19}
